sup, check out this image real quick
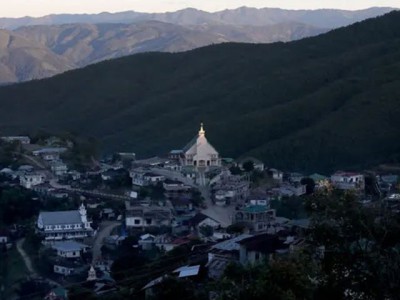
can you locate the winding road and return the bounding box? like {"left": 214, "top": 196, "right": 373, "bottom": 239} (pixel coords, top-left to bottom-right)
{"left": 92, "top": 221, "right": 120, "bottom": 263}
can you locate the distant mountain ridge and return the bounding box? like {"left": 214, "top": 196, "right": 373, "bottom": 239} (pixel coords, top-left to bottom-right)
{"left": 0, "top": 7, "right": 394, "bottom": 29}
{"left": 0, "top": 11, "right": 400, "bottom": 172}
{"left": 0, "top": 6, "right": 395, "bottom": 84}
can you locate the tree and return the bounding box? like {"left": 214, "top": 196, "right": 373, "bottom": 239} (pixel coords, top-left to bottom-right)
{"left": 306, "top": 190, "right": 400, "bottom": 299}
{"left": 300, "top": 177, "right": 316, "bottom": 195}
{"left": 242, "top": 161, "right": 255, "bottom": 173}
{"left": 151, "top": 277, "right": 207, "bottom": 300}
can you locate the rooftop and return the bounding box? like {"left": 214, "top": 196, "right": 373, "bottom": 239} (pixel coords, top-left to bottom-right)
{"left": 39, "top": 210, "right": 82, "bottom": 225}
{"left": 212, "top": 234, "right": 253, "bottom": 252}
{"left": 52, "top": 240, "right": 89, "bottom": 252}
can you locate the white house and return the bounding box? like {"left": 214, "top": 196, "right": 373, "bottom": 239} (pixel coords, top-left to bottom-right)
{"left": 20, "top": 172, "right": 46, "bottom": 189}
{"left": 50, "top": 160, "right": 68, "bottom": 176}
{"left": 37, "top": 204, "right": 93, "bottom": 241}
{"left": 54, "top": 264, "right": 75, "bottom": 276}
{"left": 125, "top": 203, "right": 173, "bottom": 229}
{"left": 331, "top": 172, "right": 365, "bottom": 191}
{"left": 1, "top": 136, "right": 30, "bottom": 144}
{"left": 181, "top": 123, "right": 221, "bottom": 169}
{"left": 32, "top": 147, "right": 67, "bottom": 161}
{"left": 51, "top": 240, "right": 90, "bottom": 258}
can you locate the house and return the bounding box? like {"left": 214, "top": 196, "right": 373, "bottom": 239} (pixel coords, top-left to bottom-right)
{"left": 50, "top": 160, "right": 68, "bottom": 176}
{"left": 18, "top": 165, "right": 34, "bottom": 173}
{"left": 129, "top": 169, "right": 164, "bottom": 186}
{"left": 20, "top": 172, "right": 46, "bottom": 189}
{"left": 289, "top": 173, "right": 304, "bottom": 183}
{"left": 154, "top": 235, "right": 191, "bottom": 252}
{"left": 189, "top": 213, "right": 221, "bottom": 232}
{"left": 168, "top": 150, "right": 183, "bottom": 161}
{"left": 125, "top": 202, "right": 173, "bottom": 229}
{"left": 139, "top": 234, "right": 156, "bottom": 250}
{"left": 181, "top": 123, "right": 221, "bottom": 169}
{"left": 44, "top": 287, "right": 68, "bottom": 300}
{"left": 238, "top": 233, "right": 289, "bottom": 265}
{"left": 207, "top": 234, "right": 253, "bottom": 279}
{"left": 331, "top": 171, "right": 365, "bottom": 191}
{"left": 234, "top": 205, "right": 277, "bottom": 232}
{"left": 268, "top": 168, "right": 284, "bottom": 181}
{"left": 237, "top": 157, "right": 265, "bottom": 172}
{"left": 143, "top": 173, "right": 165, "bottom": 185}
{"left": 130, "top": 168, "right": 148, "bottom": 186}
{"left": 0, "top": 229, "right": 9, "bottom": 244}
{"left": 1, "top": 136, "right": 30, "bottom": 144}
{"left": 37, "top": 204, "right": 93, "bottom": 241}
{"left": 170, "top": 198, "right": 193, "bottom": 214}
{"left": 32, "top": 147, "right": 67, "bottom": 161}
{"left": 51, "top": 240, "right": 90, "bottom": 258}
{"left": 53, "top": 260, "right": 86, "bottom": 276}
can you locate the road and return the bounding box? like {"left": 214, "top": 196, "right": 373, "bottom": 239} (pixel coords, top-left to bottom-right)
{"left": 92, "top": 221, "right": 120, "bottom": 263}
{"left": 151, "top": 167, "right": 234, "bottom": 227}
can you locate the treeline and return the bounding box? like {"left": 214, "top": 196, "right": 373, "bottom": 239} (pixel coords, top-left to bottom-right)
{"left": 1, "top": 12, "right": 400, "bottom": 172}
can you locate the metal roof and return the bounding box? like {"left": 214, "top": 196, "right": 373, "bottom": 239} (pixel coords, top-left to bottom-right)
{"left": 39, "top": 210, "right": 82, "bottom": 225}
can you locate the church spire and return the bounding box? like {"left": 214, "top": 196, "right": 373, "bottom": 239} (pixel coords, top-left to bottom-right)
{"left": 199, "top": 123, "right": 205, "bottom": 137}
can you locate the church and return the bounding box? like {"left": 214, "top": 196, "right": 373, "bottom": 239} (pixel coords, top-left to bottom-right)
{"left": 181, "top": 123, "right": 221, "bottom": 169}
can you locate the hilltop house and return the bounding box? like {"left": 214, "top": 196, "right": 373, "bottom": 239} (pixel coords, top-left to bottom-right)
{"left": 181, "top": 123, "right": 221, "bottom": 169}
{"left": 37, "top": 204, "right": 93, "bottom": 241}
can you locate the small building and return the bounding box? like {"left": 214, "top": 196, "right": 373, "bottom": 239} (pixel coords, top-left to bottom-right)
{"left": 20, "top": 172, "right": 46, "bottom": 189}
{"left": 207, "top": 234, "right": 253, "bottom": 279}
{"left": 138, "top": 234, "right": 156, "bottom": 250}
{"left": 51, "top": 240, "right": 90, "bottom": 258}
{"left": 168, "top": 150, "right": 183, "bottom": 161}
{"left": 125, "top": 202, "right": 173, "bottom": 229}
{"left": 32, "top": 147, "right": 67, "bottom": 161}
{"left": 50, "top": 160, "right": 68, "bottom": 176}
{"left": 238, "top": 233, "right": 289, "bottom": 265}
{"left": 331, "top": 171, "right": 365, "bottom": 191}
{"left": 234, "top": 205, "right": 276, "bottom": 232}
{"left": 37, "top": 204, "right": 93, "bottom": 241}
{"left": 189, "top": 213, "right": 221, "bottom": 231}
{"left": 1, "top": 136, "right": 30, "bottom": 144}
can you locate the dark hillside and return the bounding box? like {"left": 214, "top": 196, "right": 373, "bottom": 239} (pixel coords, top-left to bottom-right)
{"left": 0, "top": 12, "right": 400, "bottom": 172}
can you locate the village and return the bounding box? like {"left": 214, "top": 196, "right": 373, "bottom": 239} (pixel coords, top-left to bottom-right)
{"left": 0, "top": 124, "right": 399, "bottom": 300}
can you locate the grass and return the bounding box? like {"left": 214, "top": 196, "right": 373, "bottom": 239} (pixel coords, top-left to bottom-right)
{"left": 2, "top": 246, "right": 29, "bottom": 299}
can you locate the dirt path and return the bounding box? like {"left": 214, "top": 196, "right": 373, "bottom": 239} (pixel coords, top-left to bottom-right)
{"left": 92, "top": 221, "right": 120, "bottom": 263}
{"left": 16, "top": 238, "right": 38, "bottom": 277}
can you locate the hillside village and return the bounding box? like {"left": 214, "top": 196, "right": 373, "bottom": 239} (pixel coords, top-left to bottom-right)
{"left": 0, "top": 124, "right": 399, "bottom": 299}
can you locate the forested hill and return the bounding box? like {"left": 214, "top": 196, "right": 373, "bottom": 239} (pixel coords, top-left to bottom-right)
{"left": 1, "top": 11, "right": 400, "bottom": 173}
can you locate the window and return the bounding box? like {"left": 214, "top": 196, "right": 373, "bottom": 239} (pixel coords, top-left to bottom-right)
{"left": 146, "top": 218, "right": 152, "bottom": 225}
{"left": 134, "top": 219, "right": 140, "bottom": 225}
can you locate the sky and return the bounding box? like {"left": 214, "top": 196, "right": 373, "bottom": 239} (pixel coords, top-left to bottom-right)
{"left": 1, "top": 0, "right": 400, "bottom": 18}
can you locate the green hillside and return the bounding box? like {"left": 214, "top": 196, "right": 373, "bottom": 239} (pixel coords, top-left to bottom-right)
{"left": 0, "top": 11, "right": 400, "bottom": 172}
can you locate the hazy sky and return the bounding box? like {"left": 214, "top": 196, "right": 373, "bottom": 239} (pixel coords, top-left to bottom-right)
{"left": 1, "top": 0, "right": 400, "bottom": 18}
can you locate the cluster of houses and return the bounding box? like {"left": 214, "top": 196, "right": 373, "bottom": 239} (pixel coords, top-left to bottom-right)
{"left": 1, "top": 128, "right": 400, "bottom": 300}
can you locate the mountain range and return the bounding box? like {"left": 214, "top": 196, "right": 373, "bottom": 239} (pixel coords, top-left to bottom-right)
{"left": 0, "top": 11, "right": 399, "bottom": 172}
{"left": 0, "top": 6, "right": 395, "bottom": 84}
